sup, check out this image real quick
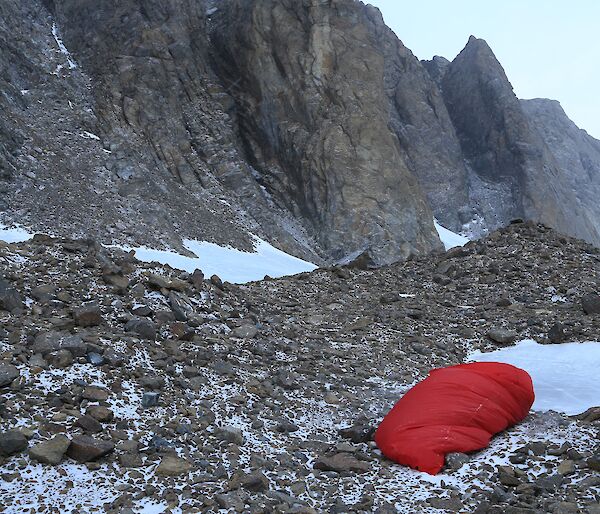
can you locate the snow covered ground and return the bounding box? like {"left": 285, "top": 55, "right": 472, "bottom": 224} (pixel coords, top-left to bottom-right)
{"left": 434, "top": 219, "right": 470, "bottom": 250}
{"left": 0, "top": 224, "right": 34, "bottom": 243}
{"left": 123, "top": 236, "right": 317, "bottom": 284}
{"left": 470, "top": 339, "right": 600, "bottom": 415}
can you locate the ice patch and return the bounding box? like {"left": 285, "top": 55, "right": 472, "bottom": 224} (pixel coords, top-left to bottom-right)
{"left": 470, "top": 339, "right": 600, "bottom": 415}
{"left": 434, "top": 219, "right": 470, "bottom": 250}
{"left": 0, "top": 224, "right": 34, "bottom": 243}
{"left": 80, "top": 131, "right": 100, "bottom": 141}
{"left": 51, "top": 22, "right": 77, "bottom": 70}
{"left": 121, "top": 236, "right": 317, "bottom": 284}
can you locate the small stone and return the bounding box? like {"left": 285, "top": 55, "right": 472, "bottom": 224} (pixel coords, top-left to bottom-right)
{"left": 31, "top": 284, "right": 57, "bottom": 303}
{"left": 0, "top": 430, "right": 28, "bottom": 456}
{"left": 553, "top": 502, "right": 579, "bottom": 514}
{"left": 29, "top": 435, "right": 71, "bottom": 464}
{"left": 141, "top": 392, "right": 160, "bottom": 408}
{"left": 75, "top": 415, "right": 103, "bottom": 433}
{"left": 557, "top": 459, "right": 575, "bottom": 475}
{"left": 103, "top": 349, "right": 126, "bottom": 367}
{"left": 215, "top": 491, "right": 245, "bottom": 511}
{"left": 66, "top": 435, "right": 114, "bottom": 463}
{"left": 155, "top": 455, "right": 192, "bottom": 476}
{"left": 217, "top": 426, "right": 245, "bottom": 445}
{"left": 139, "top": 375, "right": 165, "bottom": 390}
{"left": 427, "top": 498, "right": 464, "bottom": 511}
{"left": 486, "top": 328, "right": 517, "bottom": 345}
{"left": 0, "top": 363, "right": 19, "bottom": 387}
{"left": 574, "top": 406, "right": 600, "bottom": 422}
{"left": 46, "top": 349, "right": 73, "bottom": 368}
{"left": 82, "top": 386, "right": 109, "bottom": 401}
{"left": 0, "top": 279, "right": 24, "bottom": 311}
{"left": 587, "top": 454, "right": 600, "bottom": 471}
{"left": 191, "top": 269, "right": 204, "bottom": 289}
{"left": 210, "top": 275, "right": 224, "bottom": 290}
{"left": 32, "top": 332, "right": 87, "bottom": 357}
{"left": 231, "top": 325, "right": 258, "bottom": 338}
{"left": 119, "top": 453, "right": 144, "bottom": 468}
{"left": 86, "top": 406, "right": 114, "bottom": 423}
{"left": 275, "top": 420, "right": 299, "bottom": 433}
{"left": 124, "top": 317, "right": 157, "bottom": 340}
{"left": 169, "top": 291, "right": 194, "bottom": 321}
{"left": 445, "top": 452, "right": 470, "bottom": 471}
{"left": 240, "top": 471, "right": 269, "bottom": 492}
{"left": 147, "top": 273, "right": 187, "bottom": 291}
{"left": 73, "top": 303, "right": 103, "bottom": 327}
{"left": 339, "top": 422, "right": 374, "bottom": 444}
{"left": 497, "top": 466, "right": 520, "bottom": 487}
{"left": 582, "top": 293, "right": 600, "bottom": 315}
{"left": 548, "top": 322, "right": 566, "bottom": 343}
{"left": 314, "top": 453, "right": 370, "bottom": 473}
{"left": 103, "top": 274, "right": 129, "bottom": 290}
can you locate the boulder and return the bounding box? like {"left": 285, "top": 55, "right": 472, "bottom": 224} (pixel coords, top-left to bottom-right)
{"left": 0, "top": 363, "right": 19, "bottom": 387}
{"left": 66, "top": 435, "right": 114, "bottom": 463}
{"left": 155, "top": 455, "right": 192, "bottom": 476}
{"left": 0, "top": 429, "right": 28, "bottom": 456}
{"left": 124, "top": 317, "right": 157, "bottom": 340}
{"left": 73, "top": 302, "right": 103, "bottom": 327}
{"left": 29, "top": 435, "right": 71, "bottom": 464}
{"left": 582, "top": 293, "right": 600, "bottom": 315}
{"left": 32, "top": 332, "right": 87, "bottom": 357}
{"left": 0, "top": 278, "right": 23, "bottom": 311}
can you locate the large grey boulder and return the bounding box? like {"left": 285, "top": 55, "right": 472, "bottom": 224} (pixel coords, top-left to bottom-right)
{"left": 0, "top": 363, "right": 19, "bottom": 387}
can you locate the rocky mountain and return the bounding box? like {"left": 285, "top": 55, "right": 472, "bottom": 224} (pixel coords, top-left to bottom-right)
{"left": 1, "top": 0, "right": 599, "bottom": 266}
{"left": 0, "top": 222, "right": 599, "bottom": 512}
{"left": 432, "top": 36, "right": 600, "bottom": 244}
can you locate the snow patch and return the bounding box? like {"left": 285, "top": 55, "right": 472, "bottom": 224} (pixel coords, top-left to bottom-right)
{"left": 80, "top": 131, "right": 100, "bottom": 141}
{"left": 51, "top": 23, "right": 77, "bottom": 70}
{"left": 470, "top": 339, "right": 600, "bottom": 415}
{"left": 434, "top": 219, "right": 470, "bottom": 250}
{"left": 121, "top": 236, "right": 317, "bottom": 284}
{"left": 0, "top": 224, "right": 34, "bottom": 243}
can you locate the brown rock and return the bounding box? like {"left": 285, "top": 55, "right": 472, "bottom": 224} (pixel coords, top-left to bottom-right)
{"left": 313, "top": 453, "right": 370, "bottom": 474}
{"left": 29, "top": 435, "right": 71, "bottom": 464}
{"left": 155, "top": 455, "right": 192, "bottom": 476}
{"left": 66, "top": 435, "right": 114, "bottom": 463}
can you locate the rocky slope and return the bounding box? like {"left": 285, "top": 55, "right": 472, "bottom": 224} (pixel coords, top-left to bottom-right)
{"left": 0, "top": 222, "right": 599, "bottom": 513}
{"left": 2, "top": 0, "right": 600, "bottom": 267}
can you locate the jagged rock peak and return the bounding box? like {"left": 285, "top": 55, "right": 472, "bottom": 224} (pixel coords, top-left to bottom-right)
{"left": 422, "top": 55, "right": 451, "bottom": 88}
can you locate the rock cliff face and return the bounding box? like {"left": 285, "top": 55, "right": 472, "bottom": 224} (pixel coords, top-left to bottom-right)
{"left": 210, "top": 0, "right": 440, "bottom": 263}
{"left": 431, "top": 36, "right": 600, "bottom": 245}
{"left": 522, "top": 98, "right": 600, "bottom": 244}
{"left": 1, "top": 0, "right": 599, "bottom": 265}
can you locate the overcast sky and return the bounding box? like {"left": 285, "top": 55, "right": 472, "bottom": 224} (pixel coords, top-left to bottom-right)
{"left": 368, "top": 0, "right": 600, "bottom": 139}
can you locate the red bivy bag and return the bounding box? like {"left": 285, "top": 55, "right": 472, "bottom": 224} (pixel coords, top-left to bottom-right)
{"left": 375, "top": 362, "right": 534, "bottom": 475}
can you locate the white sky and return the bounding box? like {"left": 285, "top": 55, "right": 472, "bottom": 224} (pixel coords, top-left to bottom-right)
{"left": 368, "top": 0, "right": 600, "bottom": 139}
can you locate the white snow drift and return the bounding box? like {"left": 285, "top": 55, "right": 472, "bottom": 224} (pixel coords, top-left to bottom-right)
{"left": 470, "top": 339, "right": 600, "bottom": 416}
{"left": 126, "top": 236, "right": 317, "bottom": 284}
{"left": 434, "top": 219, "right": 470, "bottom": 250}
{"left": 0, "top": 224, "right": 34, "bottom": 243}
